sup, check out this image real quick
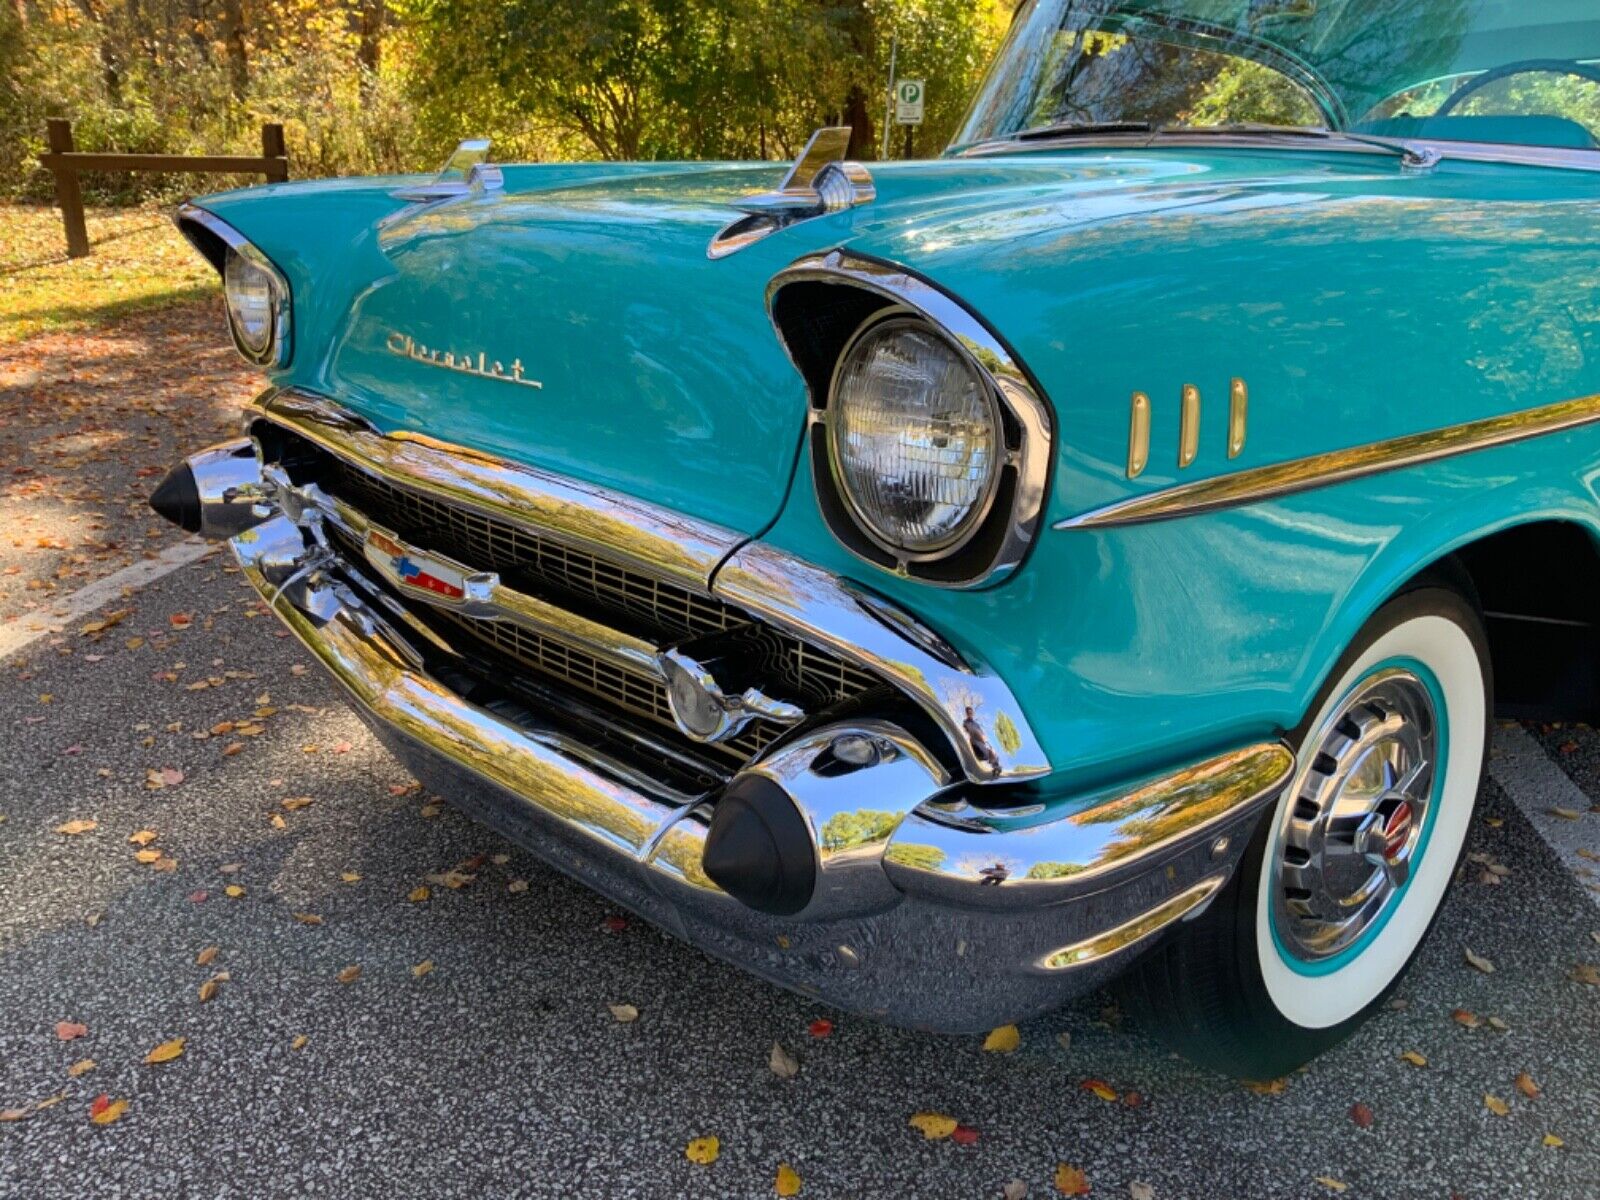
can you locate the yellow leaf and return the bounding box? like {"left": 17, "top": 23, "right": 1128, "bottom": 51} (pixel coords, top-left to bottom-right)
{"left": 1515, "top": 1072, "right": 1541, "bottom": 1099}
{"left": 411, "top": 960, "right": 434, "bottom": 978}
{"left": 982, "top": 1024, "right": 1020, "bottom": 1053}
{"left": 1053, "top": 1163, "right": 1090, "bottom": 1196}
{"left": 685, "top": 1135, "right": 720, "bottom": 1165}
{"left": 337, "top": 965, "right": 361, "bottom": 984}
{"left": 909, "top": 1112, "right": 958, "bottom": 1140}
{"left": 144, "top": 1037, "right": 186, "bottom": 1065}
{"left": 291, "top": 1035, "right": 309, "bottom": 1051}
{"left": 1243, "top": 1078, "right": 1288, "bottom": 1095}
{"left": 775, "top": 1163, "right": 802, "bottom": 1196}
{"left": 608, "top": 1003, "right": 640, "bottom": 1023}
{"left": 1485, "top": 1093, "right": 1510, "bottom": 1117}
{"left": 1082, "top": 1079, "right": 1118, "bottom": 1102}
{"left": 67, "top": 1059, "right": 95, "bottom": 1078}
{"left": 293, "top": 912, "right": 324, "bottom": 926}
{"left": 1543, "top": 1133, "right": 1565, "bottom": 1149}
{"left": 282, "top": 796, "right": 315, "bottom": 811}
{"left": 1314, "top": 1178, "right": 1349, "bottom": 1194}
{"left": 55, "top": 819, "right": 98, "bottom": 836}
{"left": 127, "top": 830, "right": 158, "bottom": 846}
{"left": 134, "top": 848, "right": 162, "bottom": 864}
{"left": 408, "top": 886, "right": 431, "bottom": 903}
{"left": 340, "top": 872, "right": 362, "bottom": 884}
{"left": 196, "top": 945, "right": 218, "bottom": 966}
{"left": 90, "top": 1098, "right": 129, "bottom": 1125}
{"left": 224, "top": 885, "right": 245, "bottom": 899}
{"left": 269, "top": 814, "right": 287, "bottom": 830}
{"left": 198, "top": 979, "right": 219, "bottom": 1003}
{"left": 1399, "top": 1050, "right": 1428, "bottom": 1067}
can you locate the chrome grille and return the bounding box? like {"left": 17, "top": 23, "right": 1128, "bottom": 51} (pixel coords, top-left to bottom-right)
{"left": 332, "top": 465, "right": 737, "bottom": 641}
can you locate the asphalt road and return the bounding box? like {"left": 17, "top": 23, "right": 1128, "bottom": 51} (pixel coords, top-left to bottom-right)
{"left": 3, "top": 554, "right": 1599, "bottom": 1200}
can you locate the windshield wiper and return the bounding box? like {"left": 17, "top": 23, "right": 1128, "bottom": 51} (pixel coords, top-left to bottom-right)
{"left": 1015, "top": 121, "right": 1153, "bottom": 142}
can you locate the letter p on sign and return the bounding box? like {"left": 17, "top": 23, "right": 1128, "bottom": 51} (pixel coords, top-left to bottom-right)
{"left": 896, "top": 80, "right": 925, "bottom": 126}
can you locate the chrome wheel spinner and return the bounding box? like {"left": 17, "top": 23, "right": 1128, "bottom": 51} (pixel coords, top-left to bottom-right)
{"left": 1271, "top": 669, "right": 1438, "bottom": 964}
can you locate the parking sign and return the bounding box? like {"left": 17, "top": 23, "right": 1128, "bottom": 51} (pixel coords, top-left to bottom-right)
{"left": 895, "top": 79, "right": 925, "bottom": 125}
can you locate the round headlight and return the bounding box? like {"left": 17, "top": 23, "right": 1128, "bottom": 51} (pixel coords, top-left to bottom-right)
{"left": 224, "top": 247, "right": 280, "bottom": 361}
{"left": 827, "top": 317, "right": 1002, "bottom": 555}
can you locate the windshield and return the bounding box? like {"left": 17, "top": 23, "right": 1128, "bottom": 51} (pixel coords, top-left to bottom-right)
{"left": 955, "top": 1, "right": 1600, "bottom": 154}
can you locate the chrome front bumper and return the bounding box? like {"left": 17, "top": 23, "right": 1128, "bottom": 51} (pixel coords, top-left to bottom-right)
{"left": 189, "top": 395, "right": 1294, "bottom": 1030}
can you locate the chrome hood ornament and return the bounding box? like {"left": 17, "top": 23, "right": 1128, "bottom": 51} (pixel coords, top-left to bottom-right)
{"left": 390, "top": 137, "right": 504, "bottom": 205}
{"left": 709, "top": 127, "right": 875, "bottom": 260}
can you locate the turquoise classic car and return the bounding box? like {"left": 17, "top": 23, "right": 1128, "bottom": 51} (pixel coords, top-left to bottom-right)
{"left": 151, "top": 0, "right": 1600, "bottom": 1077}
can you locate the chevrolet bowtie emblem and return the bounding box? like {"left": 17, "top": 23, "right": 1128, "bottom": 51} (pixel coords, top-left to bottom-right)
{"left": 385, "top": 331, "right": 543, "bottom": 390}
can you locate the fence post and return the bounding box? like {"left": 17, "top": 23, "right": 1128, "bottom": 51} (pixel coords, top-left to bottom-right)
{"left": 261, "top": 123, "right": 289, "bottom": 183}
{"left": 46, "top": 118, "right": 91, "bottom": 259}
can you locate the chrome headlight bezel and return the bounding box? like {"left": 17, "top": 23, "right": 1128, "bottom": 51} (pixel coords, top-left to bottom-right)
{"left": 174, "top": 204, "right": 293, "bottom": 370}
{"left": 769, "top": 252, "right": 1054, "bottom": 588}
{"left": 823, "top": 312, "right": 1007, "bottom": 561}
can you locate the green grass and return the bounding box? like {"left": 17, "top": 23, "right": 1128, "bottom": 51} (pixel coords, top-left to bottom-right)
{"left": 0, "top": 203, "right": 219, "bottom": 345}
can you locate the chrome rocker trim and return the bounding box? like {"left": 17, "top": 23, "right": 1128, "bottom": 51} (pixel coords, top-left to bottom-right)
{"left": 226, "top": 504, "right": 1291, "bottom": 1030}
{"left": 249, "top": 388, "right": 1049, "bottom": 782}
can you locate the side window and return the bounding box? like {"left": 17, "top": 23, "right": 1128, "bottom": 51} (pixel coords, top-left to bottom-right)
{"left": 1362, "top": 66, "right": 1600, "bottom": 150}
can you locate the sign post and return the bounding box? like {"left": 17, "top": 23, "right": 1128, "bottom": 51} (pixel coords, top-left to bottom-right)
{"left": 895, "top": 79, "right": 925, "bottom": 159}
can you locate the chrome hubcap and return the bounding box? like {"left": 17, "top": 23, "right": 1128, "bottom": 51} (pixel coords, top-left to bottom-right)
{"left": 1271, "top": 668, "right": 1438, "bottom": 963}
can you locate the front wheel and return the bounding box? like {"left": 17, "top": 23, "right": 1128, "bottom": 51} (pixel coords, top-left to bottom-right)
{"left": 1120, "top": 585, "right": 1491, "bottom": 1079}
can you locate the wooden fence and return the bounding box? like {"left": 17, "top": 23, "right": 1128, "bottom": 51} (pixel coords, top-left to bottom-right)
{"left": 38, "top": 119, "right": 290, "bottom": 259}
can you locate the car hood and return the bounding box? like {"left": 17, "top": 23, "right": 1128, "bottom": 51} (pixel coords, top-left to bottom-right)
{"left": 195, "top": 149, "right": 1403, "bottom": 539}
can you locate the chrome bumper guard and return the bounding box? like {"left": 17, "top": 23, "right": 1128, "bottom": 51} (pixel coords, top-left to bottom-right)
{"left": 204, "top": 409, "right": 1292, "bottom": 1030}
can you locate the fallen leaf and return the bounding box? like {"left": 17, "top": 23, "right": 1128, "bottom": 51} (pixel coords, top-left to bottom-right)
{"left": 1549, "top": 806, "right": 1583, "bottom": 821}
{"left": 292, "top": 912, "right": 323, "bottom": 926}
{"left": 1349, "top": 1102, "right": 1374, "bottom": 1129}
{"left": 1452, "top": 1008, "right": 1482, "bottom": 1029}
{"left": 507, "top": 879, "right": 529, "bottom": 893}
{"left": 1082, "top": 1079, "right": 1119, "bottom": 1103}
{"left": 291, "top": 1035, "right": 308, "bottom": 1051}
{"left": 1003, "top": 1183, "right": 1028, "bottom": 1200}
{"left": 0, "top": 1108, "right": 30, "bottom": 1122}
{"left": 775, "top": 1162, "right": 802, "bottom": 1197}
{"left": 608, "top": 1003, "right": 640, "bottom": 1024}
{"left": 408, "top": 886, "right": 431, "bottom": 903}
{"left": 152, "top": 855, "right": 177, "bottom": 873}
{"left": 1054, "top": 1164, "right": 1091, "bottom": 1196}
{"left": 1570, "top": 963, "right": 1600, "bottom": 986}
{"left": 1488, "top": 1016, "right": 1511, "bottom": 1032}
{"left": 144, "top": 1037, "right": 185, "bottom": 1064}
{"left": 340, "top": 872, "right": 361, "bottom": 884}
{"left": 67, "top": 1059, "right": 95, "bottom": 1078}
{"left": 769, "top": 1042, "right": 799, "bottom": 1079}
{"left": 33, "top": 1095, "right": 64, "bottom": 1111}
{"left": 55, "top": 1021, "right": 87, "bottom": 1041}
{"left": 281, "top": 796, "right": 314, "bottom": 811}
{"left": 951, "top": 1124, "right": 980, "bottom": 1146}
{"left": 89, "top": 1096, "right": 128, "bottom": 1125}
{"left": 808, "top": 1019, "right": 833, "bottom": 1039}
{"left": 1314, "top": 1179, "right": 1348, "bottom": 1194}
{"left": 603, "top": 914, "right": 629, "bottom": 932}
{"left": 127, "top": 830, "right": 158, "bottom": 846}
{"left": 55, "top": 819, "right": 97, "bottom": 836}
{"left": 1244, "top": 1077, "right": 1289, "bottom": 1095}
{"left": 1484, "top": 1093, "right": 1510, "bottom": 1117}
{"left": 195, "top": 946, "right": 218, "bottom": 966}
{"left": 685, "top": 1135, "right": 720, "bottom": 1165}
{"left": 1465, "top": 948, "right": 1495, "bottom": 974}
{"left": 337, "top": 965, "right": 361, "bottom": 985}
{"left": 269, "top": 814, "right": 286, "bottom": 830}
{"left": 1400, "top": 1050, "right": 1428, "bottom": 1067}
{"left": 411, "top": 960, "right": 434, "bottom": 978}
{"left": 1543, "top": 1133, "right": 1565, "bottom": 1149}
{"left": 134, "top": 849, "right": 161, "bottom": 864}
{"left": 909, "top": 1112, "right": 958, "bottom": 1140}
{"left": 983, "top": 1024, "right": 1020, "bottom": 1053}
{"left": 224, "top": 885, "right": 245, "bottom": 899}
{"left": 419, "top": 803, "right": 441, "bottom": 819}
{"left": 1129, "top": 1184, "right": 1155, "bottom": 1200}
{"left": 1515, "top": 1072, "right": 1541, "bottom": 1099}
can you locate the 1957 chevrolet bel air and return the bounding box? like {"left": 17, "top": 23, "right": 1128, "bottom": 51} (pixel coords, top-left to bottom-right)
{"left": 150, "top": 0, "right": 1600, "bottom": 1076}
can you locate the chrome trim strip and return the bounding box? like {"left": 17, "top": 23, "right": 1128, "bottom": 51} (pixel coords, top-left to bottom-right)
{"left": 1038, "top": 875, "right": 1225, "bottom": 970}
{"left": 175, "top": 204, "right": 292, "bottom": 369}
{"left": 252, "top": 388, "right": 743, "bottom": 589}
{"left": 1126, "top": 392, "right": 1150, "bottom": 479}
{"left": 714, "top": 541, "right": 1051, "bottom": 781}
{"left": 1178, "top": 383, "right": 1200, "bottom": 469}
{"left": 1057, "top": 392, "right": 1600, "bottom": 531}
{"left": 1228, "top": 377, "right": 1248, "bottom": 459}
{"left": 767, "top": 249, "right": 1055, "bottom": 588}
{"left": 883, "top": 740, "right": 1293, "bottom": 906}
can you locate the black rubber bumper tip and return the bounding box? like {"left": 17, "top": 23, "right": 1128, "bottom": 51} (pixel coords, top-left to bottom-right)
{"left": 149, "top": 461, "right": 202, "bottom": 533}
{"left": 703, "top": 775, "right": 816, "bottom": 916}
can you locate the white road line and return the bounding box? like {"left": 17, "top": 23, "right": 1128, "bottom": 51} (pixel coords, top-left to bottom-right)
{"left": 1489, "top": 723, "right": 1600, "bottom": 907}
{"left": 0, "top": 537, "right": 218, "bottom": 661}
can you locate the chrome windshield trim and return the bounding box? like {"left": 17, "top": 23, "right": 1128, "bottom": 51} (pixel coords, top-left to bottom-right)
{"left": 767, "top": 249, "right": 1055, "bottom": 589}
{"left": 1057, "top": 392, "right": 1600, "bottom": 531}
{"left": 714, "top": 541, "right": 1051, "bottom": 782}
{"left": 251, "top": 388, "right": 743, "bottom": 589}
